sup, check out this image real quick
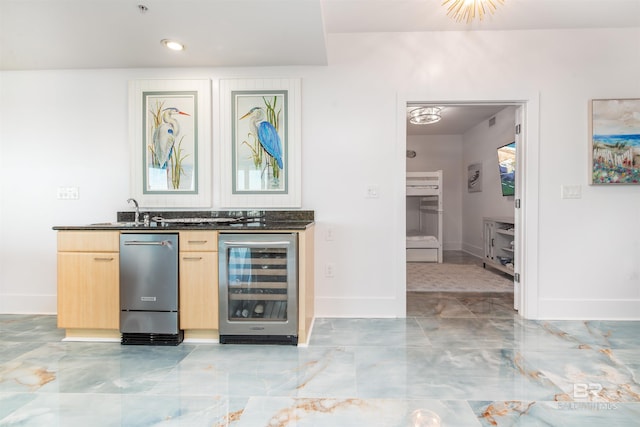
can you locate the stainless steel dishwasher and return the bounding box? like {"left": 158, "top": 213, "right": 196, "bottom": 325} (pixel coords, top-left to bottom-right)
{"left": 120, "top": 233, "right": 182, "bottom": 345}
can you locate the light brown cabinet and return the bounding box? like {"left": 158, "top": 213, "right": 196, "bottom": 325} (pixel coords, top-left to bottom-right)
{"left": 179, "top": 231, "right": 218, "bottom": 332}
{"left": 297, "top": 225, "right": 315, "bottom": 345}
{"left": 56, "top": 226, "right": 314, "bottom": 344}
{"left": 57, "top": 231, "right": 120, "bottom": 331}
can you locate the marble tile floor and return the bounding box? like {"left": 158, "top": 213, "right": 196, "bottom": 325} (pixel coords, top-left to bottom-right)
{"left": 2, "top": 306, "right": 640, "bottom": 426}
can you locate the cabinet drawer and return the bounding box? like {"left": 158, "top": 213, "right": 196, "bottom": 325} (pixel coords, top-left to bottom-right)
{"left": 58, "top": 231, "right": 120, "bottom": 252}
{"left": 179, "top": 231, "right": 218, "bottom": 252}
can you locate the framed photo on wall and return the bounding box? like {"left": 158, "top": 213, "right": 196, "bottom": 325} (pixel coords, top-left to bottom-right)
{"left": 129, "top": 79, "right": 212, "bottom": 207}
{"left": 589, "top": 98, "right": 640, "bottom": 185}
{"left": 467, "top": 162, "right": 482, "bottom": 192}
{"left": 219, "top": 78, "right": 301, "bottom": 208}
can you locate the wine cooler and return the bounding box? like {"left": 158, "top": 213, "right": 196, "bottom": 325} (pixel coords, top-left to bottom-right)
{"left": 218, "top": 233, "right": 298, "bottom": 345}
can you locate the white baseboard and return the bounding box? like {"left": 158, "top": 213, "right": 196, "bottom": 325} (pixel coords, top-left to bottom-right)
{"left": 442, "top": 242, "right": 462, "bottom": 251}
{"left": 461, "top": 243, "right": 483, "bottom": 258}
{"left": 537, "top": 298, "right": 640, "bottom": 320}
{"left": 315, "top": 297, "right": 398, "bottom": 318}
{"left": 0, "top": 294, "right": 57, "bottom": 314}
{"left": 62, "top": 337, "right": 120, "bottom": 343}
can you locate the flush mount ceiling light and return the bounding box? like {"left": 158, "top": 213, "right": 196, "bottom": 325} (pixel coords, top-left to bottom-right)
{"left": 161, "top": 39, "right": 185, "bottom": 51}
{"left": 442, "top": 0, "right": 505, "bottom": 23}
{"left": 409, "top": 107, "right": 442, "bottom": 125}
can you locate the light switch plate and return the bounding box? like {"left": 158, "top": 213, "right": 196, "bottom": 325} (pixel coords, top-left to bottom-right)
{"left": 561, "top": 184, "right": 581, "bottom": 199}
{"left": 57, "top": 186, "right": 79, "bottom": 200}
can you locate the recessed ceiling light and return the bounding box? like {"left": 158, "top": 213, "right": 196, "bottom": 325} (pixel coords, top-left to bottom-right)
{"left": 161, "top": 39, "right": 185, "bottom": 51}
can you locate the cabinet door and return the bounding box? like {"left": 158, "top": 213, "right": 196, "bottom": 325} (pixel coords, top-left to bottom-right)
{"left": 483, "top": 220, "right": 495, "bottom": 260}
{"left": 179, "top": 251, "right": 218, "bottom": 329}
{"left": 57, "top": 252, "right": 119, "bottom": 329}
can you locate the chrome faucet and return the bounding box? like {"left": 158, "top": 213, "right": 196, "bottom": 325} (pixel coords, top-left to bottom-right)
{"left": 127, "top": 198, "right": 140, "bottom": 225}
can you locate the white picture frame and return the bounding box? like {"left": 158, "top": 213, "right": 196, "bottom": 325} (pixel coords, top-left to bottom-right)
{"left": 219, "top": 78, "right": 301, "bottom": 208}
{"left": 468, "top": 162, "right": 482, "bottom": 193}
{"left": 129, "top": 79, "right": 212, "bottom": 207}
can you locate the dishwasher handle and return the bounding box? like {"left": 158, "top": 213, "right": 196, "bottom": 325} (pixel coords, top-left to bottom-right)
{"left": 124, "top": 240, "right": 174, "bottom": 248}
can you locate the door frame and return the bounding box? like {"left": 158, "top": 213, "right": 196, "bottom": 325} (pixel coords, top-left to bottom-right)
{"left": 394, "top": 94, "right": 540, "bottom": 319}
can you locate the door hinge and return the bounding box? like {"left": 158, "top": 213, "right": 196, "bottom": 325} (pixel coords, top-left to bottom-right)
{"left": 514, "top": 272, "right": 520, "bottom": 283}
{"left": 515, "top": 124, "right": 521, "bottom": 134}
{"left": 515, "top": 199, "right": 521, "bottom": 208}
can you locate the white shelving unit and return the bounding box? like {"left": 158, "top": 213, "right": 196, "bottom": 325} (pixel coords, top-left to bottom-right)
{"left": 483, "top": 217, "right": 515, "bottom": 276}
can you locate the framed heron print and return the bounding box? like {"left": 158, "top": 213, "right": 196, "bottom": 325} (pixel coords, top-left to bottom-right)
{"left": 589, "top": 98, "right": 640, "bottom": 185}
{"left": 129, "top": 79, "right": 211, "bottom": 207}
{"left": 233, "top": 91, "right": 287, "bottom": 193}
{"left": 220, "top": 78, "right": 301, "bottom": 208}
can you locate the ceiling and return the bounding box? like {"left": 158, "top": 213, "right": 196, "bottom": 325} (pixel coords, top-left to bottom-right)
{"left": 1, "top": 0, "right": 638, "bottom": 135}
{"left": 1, "top": 0, "right": 638, "bottom": 71}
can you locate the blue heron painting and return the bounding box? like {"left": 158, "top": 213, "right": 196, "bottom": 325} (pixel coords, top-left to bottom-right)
{"left": 148, "top": 100, "right": 192, "bottom": 189}
{"left": 240, "top": 106, "right": 284, "bottom": 169}
{"left": 238, "top": 96, "right": 285, "bottom": 189}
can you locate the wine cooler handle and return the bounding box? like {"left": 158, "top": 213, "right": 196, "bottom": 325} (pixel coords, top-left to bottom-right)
{"left": 225, "top": 241, "right": 291, "bottom": 246}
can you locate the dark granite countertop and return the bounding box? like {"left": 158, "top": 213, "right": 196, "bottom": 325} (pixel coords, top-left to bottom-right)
{"left": 53, "top": 210, "right": 314, "bottom": 232}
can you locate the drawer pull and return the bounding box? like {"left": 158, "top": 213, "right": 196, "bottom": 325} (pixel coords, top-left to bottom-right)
{"left": 183, "top": 257, "right": 203, "bottom": 261}
{"left": 187, "top": 240, "right": 208, "bottom": 245}
{"left": 93, "top": 257, "right": 114, "bottom": 261}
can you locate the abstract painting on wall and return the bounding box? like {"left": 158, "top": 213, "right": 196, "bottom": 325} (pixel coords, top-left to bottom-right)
{"left": 590, "top": 98, "right": 640, "bottom": 184}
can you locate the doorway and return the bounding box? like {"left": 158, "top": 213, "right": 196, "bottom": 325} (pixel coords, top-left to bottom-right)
{"left": 399, "top": 101, "right": 537, "bottom": 315}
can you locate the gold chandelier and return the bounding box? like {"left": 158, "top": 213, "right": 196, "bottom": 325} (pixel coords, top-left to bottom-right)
{"left": 442, "top": 0, "right": 505, "bottom": 23}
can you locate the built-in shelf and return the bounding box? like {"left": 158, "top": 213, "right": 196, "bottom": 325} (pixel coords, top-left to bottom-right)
{"left": 483, "top": 217, "right": 515, "bottom": 277}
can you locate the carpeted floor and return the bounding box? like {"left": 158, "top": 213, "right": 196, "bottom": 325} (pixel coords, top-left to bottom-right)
{"left": 407, "top": 262, "right": 514, "bottom": 292}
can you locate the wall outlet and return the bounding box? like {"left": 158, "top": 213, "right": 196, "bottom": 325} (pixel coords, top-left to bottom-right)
{"left": 366, "top": 185, "right": 380, "bottom": 198}
{"left": 325, "top": 227, "right": 334, "bottom": 241}
{"left": 325, "top": 263, "right": 335, "bottom": 278}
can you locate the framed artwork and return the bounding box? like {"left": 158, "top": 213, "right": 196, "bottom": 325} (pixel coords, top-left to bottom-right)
{"left": 232, "top": 90, "right": 288, "bottom": 194}
{"left": 589, "top": 98, "right": 640, "bottom": 185}
{"left": 129, "top": 79, "right": 211, "bottom": 207}
{"left": 467, "top": 162, "right": 482, "bottom": 192}
{"left": 219, "top": 78, "right": 301, "bottom": 208}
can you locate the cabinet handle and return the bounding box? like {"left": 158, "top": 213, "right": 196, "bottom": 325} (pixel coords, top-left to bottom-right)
{"left": 182, "top": 256, "right": 203, "bottom": 261}
{"left": 94, "top": 257, "right": 114, "bottom": 261}
{"left": 187, "top": 240, "right": 208, "bottom": 245}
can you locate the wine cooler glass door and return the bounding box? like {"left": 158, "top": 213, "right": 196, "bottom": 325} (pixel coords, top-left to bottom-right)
{"left": 219, "top": 234, "right": 297, "bottom": 338}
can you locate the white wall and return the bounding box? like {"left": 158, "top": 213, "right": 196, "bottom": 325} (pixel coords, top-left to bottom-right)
{"left": 407, "top": 134, "right": 463, "bottom": 250}
{"left": 1, "top": 28, "right": 639, "bottom": 319}
{"left": 462, "top": 106, "right": 517, "bottom": 257}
